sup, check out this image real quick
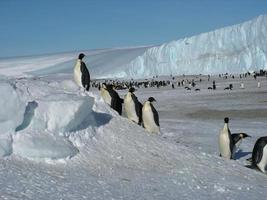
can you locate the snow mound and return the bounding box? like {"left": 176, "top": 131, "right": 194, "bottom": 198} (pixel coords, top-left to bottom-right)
{"left": 0, "top": 80, "right": 25, "bottom": 157}
{"left": 18, "top": 94, "right": 95, "bottom": 133}
{"left": 0, "top": 81, "right": 25, "bottom": 134}
{"left": 12, "top": 93, "right": 96, "bottom": 159}
{"left": 13, "top": 132, "right": 79, "bottom": 159}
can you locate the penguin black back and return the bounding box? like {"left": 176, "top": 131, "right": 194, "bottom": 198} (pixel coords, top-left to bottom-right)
{"left": 148, "top": 97, "right": 159, "bottom": 126}
{"left": 78, "top": 53, "right": 90, "bottom": 91}
{"left": 252, "top": 137, "right": 267, "bottom": 166}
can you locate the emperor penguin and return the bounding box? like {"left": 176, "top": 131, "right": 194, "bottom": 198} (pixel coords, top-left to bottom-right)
{"left": 231, "top": 133, "right": 251, "bottom": 154}
{"left": 219, "top": 117, "right": 234, "bottom": 159}
{"left": 142, "top": 97, "right": 160, "bottom": 133}
{"left": 247, "top": 137, "right": 267, "bottom": 173}
{"left": 100, "top": 83, "right": 112, "bottom": 105}
{"left": 124, "top": 87, "right": 143, "bottom": 125}
{"left": 100, "top": 83, "right": 123, "bottom": 115}
{"left": 74, "top": 53, "right": 90, "bottom": 91}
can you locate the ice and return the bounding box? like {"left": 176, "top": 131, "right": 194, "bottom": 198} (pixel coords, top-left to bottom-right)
{"left": 0, "top": 81, "right": 25, "bottom": 134}
{"left": 0, "top": 80, "right": 25, "bottom": 157}
{"left": 21, "top": 94, "right": 95, "bottom": 133}
{"left": 121, "top": 15, "right": 267, "bottom": 78}
{"left": 13, "top": 132, "right": 79, "bottom": 159}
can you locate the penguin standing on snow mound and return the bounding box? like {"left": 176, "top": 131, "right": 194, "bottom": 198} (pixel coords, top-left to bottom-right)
{"left": 124, "top": 87, "right": 143, "bottom": 125}
{"left": 74, "top": 53, "right": 90, "bottom": 91}
{"left": 100, "top": 83, "right": 112, "bottom": 105}
{"left": 142, "top": 97, "right": 160, "bottom": 133}
{"left": 100, "top": 83, "right": 124, "bottom": 115}
{"left": 247, "top": 137, "right": 267, "bottom": 173}
{"left": 219, "top": 117, "right": 234, "bottom": 159}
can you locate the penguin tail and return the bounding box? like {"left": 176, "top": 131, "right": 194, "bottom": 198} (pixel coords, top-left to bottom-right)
{"left": 246, "top": 157, "right": 253, "bottom": 162}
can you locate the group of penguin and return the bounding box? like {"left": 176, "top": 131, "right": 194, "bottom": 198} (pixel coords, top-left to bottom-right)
{"left": 219, "top": 117, "right": 267, "bottom": 174}
{"left": 73, "top": 53, "right": 160, "bottom": 133}
{"left": 73, "top": 53, "right": 266, "bottom": 174}
{"left": 100, "top": 83, "right": 160, "bottom": 133}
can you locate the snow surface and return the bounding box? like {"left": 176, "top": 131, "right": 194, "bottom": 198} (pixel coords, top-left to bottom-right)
{"left": 0, "top": 14, "right": 267, "bottom": 200}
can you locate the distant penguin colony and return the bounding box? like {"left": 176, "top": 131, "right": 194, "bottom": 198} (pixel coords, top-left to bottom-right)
{"left": 74, "top": 53, "right": 90, "bottom": 91}
{"left": 142, "top": 97, "right": 160, "bottom": 134}
{"left": 246, "top": 137, "right": 267, "bottom": 173}
{"left": 124, "top": 87, "right": 143, "bottom": 125}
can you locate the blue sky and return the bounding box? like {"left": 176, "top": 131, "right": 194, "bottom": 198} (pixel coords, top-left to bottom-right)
{"left": 0, "top": 0, "right": 266, "bottom": 57}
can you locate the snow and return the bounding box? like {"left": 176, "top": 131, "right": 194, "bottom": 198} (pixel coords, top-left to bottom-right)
{"left": 0, "top": 14, "right": 267, "bottom": 199}
{"left": 0, "top": 79, "right": 25, "bottom": 157}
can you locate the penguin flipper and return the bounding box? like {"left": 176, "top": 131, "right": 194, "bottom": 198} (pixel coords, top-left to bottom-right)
{"left": 150, "top": 104, "right": 159, "bottom": 127}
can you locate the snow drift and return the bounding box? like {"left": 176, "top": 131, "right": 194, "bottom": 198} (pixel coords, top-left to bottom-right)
{"left": 0, "top": 78, "right": 100, "bottom": 159}
{"left": 0, "top": 79, "right": 25, "bottom": 157}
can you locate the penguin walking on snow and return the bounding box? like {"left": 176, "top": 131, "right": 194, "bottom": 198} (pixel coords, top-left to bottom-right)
{"left": 100, "top": 83, "right": 123, "bottom": 115}
{"left": 142, "top": 97, "right": 160, "bottom": 133}
{"left": 247, "top": 137, "right": 267, "bottom": 173}
{"left": 74, "top": 53, "right": 90, "bottom": 91}
{"left": 218, "top": 117, "right": 250, "bottom": 159}
{"left": 124, "top": 87, "right": 143, "bottom": 125}
{"left": 219, "top": 117, "right": 234, "bottom": 159}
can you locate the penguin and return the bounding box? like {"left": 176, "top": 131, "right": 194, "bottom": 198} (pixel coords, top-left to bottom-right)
{"left": 247, "top": 137, "right": 267, "bottom": 173}
{"left": 219, "top": 118, "right": 250, "bottom": 159}
{"left": 142, "top": 97, "right": 160, "bottom": 133}
{"left": 219, "top": 117, "right": 234, "bottom": 159}
{"left": 74, "top": 53, "right": 90, "bottom": 91}
{"left": 124, "top": 87, "right": 143, "bottom": 125}
{"left": 231, "top": 133, "right": 251, "bottom": 154}
{"left": 100, "top": 83, "right": 123, "bottom": 115}
{"left": 100, "top": 83, "right": 112, "bottom": 105}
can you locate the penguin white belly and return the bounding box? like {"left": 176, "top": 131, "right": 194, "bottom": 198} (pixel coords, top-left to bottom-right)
{"left": 74, "top": 62, "right": 83, "bottom": 88}
{"left": 257, "top": 145, "right": 267, "bottom": 173}
{"left": 219, "top": 133, "right": 231, "bottom": 159}
{"left": 142, "top": 103, "right": 159, "bottom": 133}
{"left": 100, "top": 88, "right": 111, "bottom": 105}
{"left": 124, "top": 94, "right": 138, "bottom": 123}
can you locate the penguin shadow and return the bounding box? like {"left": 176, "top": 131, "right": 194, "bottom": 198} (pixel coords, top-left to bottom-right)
{"left": 66, "top": 110, "right": 113, "bottom": 132}
{"left": 92, "top": 111, "right": 113, "bottom": 127}
{"left": 235, "top": 149, "right": 251, "bottom": 160}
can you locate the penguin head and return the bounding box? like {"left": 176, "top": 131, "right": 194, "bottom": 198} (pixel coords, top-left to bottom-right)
{"left": 224, "top": 117, "right": 229, "bottom": 124}
{"left": 101, "top": 83, "right": 107, "bottom": 88}
{"left": 148, "top": 97, "right": 156, "bottom": 102}
{"left": 106, "top": 84, "right": 114, "bottom": 91}
{"left": 78, "top": 53, "right": 85, "bottom": 60}
{"left": 129, "top": 87, "right": 135, "bottom": 93}
{"left": 240, "top": 133, "right": 251, "bottom": 138}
